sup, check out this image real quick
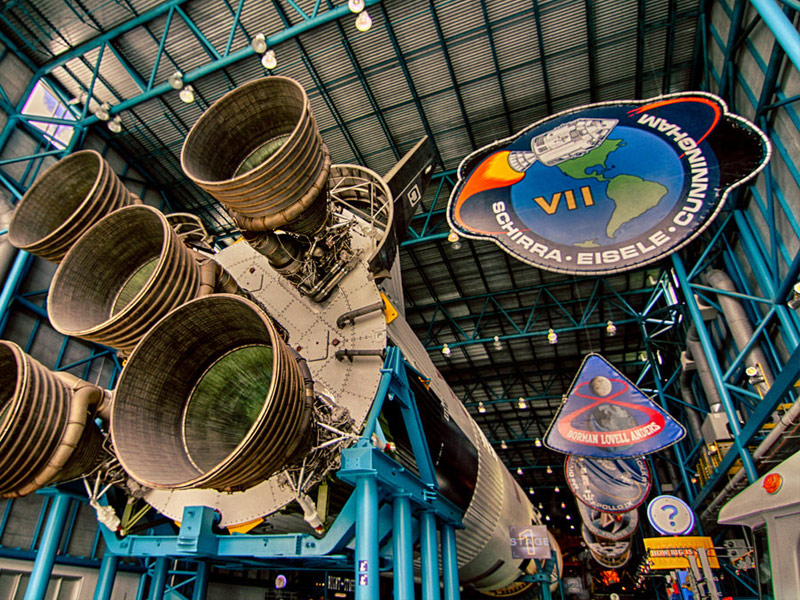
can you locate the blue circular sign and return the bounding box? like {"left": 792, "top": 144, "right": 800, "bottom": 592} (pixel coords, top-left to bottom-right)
{"left": 647, "top": 495, "right": 695, "bottom": 535}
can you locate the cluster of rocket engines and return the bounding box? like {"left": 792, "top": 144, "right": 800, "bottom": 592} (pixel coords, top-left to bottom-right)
{"left": 0, "top": 76, "right": 561, "bottom": 596}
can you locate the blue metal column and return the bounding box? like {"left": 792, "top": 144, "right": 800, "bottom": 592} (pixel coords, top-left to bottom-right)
{"left": 355, "top": 474, "right": 379, "bottom": 600}
{"left": 93, "top": 554, "right": 119, "bottom": 600}
{"left": 24, "top": 493, "right": 72, "bottom": 600}
{"left": 192, "top": 561, "right": 209, "bottom": 600}
{"left": 441, "top": 524, "right": 460, "bottom": 600}
{"left": 672, "top": 254, "right": 758, "bottom": 483}
{"left": 393, "top": 494, "right": 415, "bottom": 600}
{"left": 420, "top": 511, "right": 441, "bottom": 600}
{"left": 148, "top": 558, "right": 169, "bottom": 600}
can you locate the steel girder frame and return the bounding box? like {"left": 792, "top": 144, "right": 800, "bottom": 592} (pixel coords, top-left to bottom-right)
{"left": 671, "top": 0, "right": 800, "bottom": 524}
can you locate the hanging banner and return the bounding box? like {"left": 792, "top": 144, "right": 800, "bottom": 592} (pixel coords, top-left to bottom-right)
{"left": 544, "top": 354, "right": 685, "bottom": 457}
{"left": 578, "top": 503, "right": 639, "bottom": 540}
{"left": 566, "top": 454, "right": 651, "bottom": 512}
{"left": 446, "top": 92, "right": 770, "bottom": 275}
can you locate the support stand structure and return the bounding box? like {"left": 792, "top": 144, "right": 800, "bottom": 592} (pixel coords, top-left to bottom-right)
{"left": 23, "top": 347, "right": 463, "bottom": 600}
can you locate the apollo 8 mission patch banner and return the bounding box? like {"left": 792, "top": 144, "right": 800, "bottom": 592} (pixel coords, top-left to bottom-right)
{"left": 544, "top": 354, "right": 686, "bottom": 457}
{"left": 446, "top": 92, "right": 770, "bottom": 275}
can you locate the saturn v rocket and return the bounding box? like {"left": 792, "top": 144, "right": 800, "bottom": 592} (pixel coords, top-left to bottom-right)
{"left": 0, "top": 76, "right": 561, "bottom": 596}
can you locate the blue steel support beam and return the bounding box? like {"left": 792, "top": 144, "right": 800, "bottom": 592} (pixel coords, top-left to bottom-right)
{"left": 441, "top": 524, "right": 461, "bottom": 600}
{"left": 672, "top": 253, "right": 758, "bottom": 484}
{"left": 691, "top": 340, "right": 800, "bottom": 507}
{"left": 24, "top": 493, "right": 72, "bottom": 600}
{"left": 148, "top": 557, "right": 169, "bottom": 600}
{"left": 354, "top": 474, "right": 379, "bottom": 600}
{"left": 420, "top": 511, "right": 441, "bottom": 600}
{"left": 749, "top": 0, "right": 800, "bottom": 73}
{"left": 93, "top": 554, "right": 119, "bottom": 600}
{"left": 392, "top": 495, "right": 415, "bottom": 600}
{"left": 191, "top": 561, "right": 210, "bottom": 600}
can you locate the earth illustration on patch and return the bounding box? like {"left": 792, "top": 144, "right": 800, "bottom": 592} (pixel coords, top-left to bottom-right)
{"left": 510, "top": 127, "right": 682, "bottom": 248}
{"left": 447, "top": 93, "right": 770, "bottom": 275}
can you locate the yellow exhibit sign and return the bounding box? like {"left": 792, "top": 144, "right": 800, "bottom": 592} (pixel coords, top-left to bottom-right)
{"left": 643, "top": 536, "right": 720, "bottom": 570}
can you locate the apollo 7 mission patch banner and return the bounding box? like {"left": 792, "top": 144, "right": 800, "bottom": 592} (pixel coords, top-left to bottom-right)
{"left": 446, "top": 92, "right": 770, "bottom": 275}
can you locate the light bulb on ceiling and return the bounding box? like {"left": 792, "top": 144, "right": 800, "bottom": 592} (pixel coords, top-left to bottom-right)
{"left": 477, "top": 401, "right": 486, "bottom": 414}
{"left": 251, "top": 33, "right": 267, "bottom": 54}
{"left": 95, "top": 102, "right": 111, "bottom": 121}
{"left": 168, "top": 70, "right": 184, "bottom": 90}
{"left": 528, "top": 487, "right": 534, "bottom": 495}
{"left": 545, "top": 515, "right": 550, "bottom": 521}
{"left": 447, "top": 230, "right": 461, "bottom": 251}
{"left": 441, "top": 343, "right": 451, "bottom": 357}
{"left": 179, "top": 85, "right": 195, "bottom": 104}
{"left": 500, "top": 440, "right": 508, "bottom": 450}
{"left": 538, "top": 502, "right": 543, "bottom": 509}
{"left": 566, "top": 514, "right": 571, "bottom": 520}
{"left": 517, "top": 397, "right": 527, "bottom": 410}
{"left": 560, "top": 502, "right": 566, "bottom": 509}
{"left": 516, "top": 467, "right": 523, "bottom": 475}
{"left": 546, "top": 465, "right": 553, "bottom": 475}
{"left": 534, "top": 437, "right": 542, "bottom": 447}
{"left": 261, "top": 49, "right": 277, "bottom": 70}
{"left": 570, "top": 524, "right": 575, "bottom": 530}
{"left": 107, "top": 115, "right": 123, "bottom": 133}
{"left": 355, "top": 9, "right": 372, "bottom": 32}
{"left": 492, "top": 335, "right": 502, "bottom": 350}
{"left": 348, "top": 0, "right": 365, "bottom": 12}
{"left": 547, "top": 328, "right": 557, "bottom": 344}
{"left": 554, "top": 486, "right": 560, "bottom": 493}
{"left": 606, "top": 320, "right": 617, "bottom": 337}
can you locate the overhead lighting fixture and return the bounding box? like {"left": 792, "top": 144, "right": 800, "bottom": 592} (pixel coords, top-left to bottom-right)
{"left": 95, "top": 102, "right": 111, "bottom": 121}
{"left": 477, "top": 401, "right": 486, "bottom": 414}
{"left": 251, "top": 33, "right": 267, "bottom": 54}
{"left": 355, "top": 9, "right": 372, "bottom": 32}
{"left": 179, "top": 85, "right": 195, "bottom": 104}
{"left": 789, "top": 282, "right": 800, "bottom": 309}
{"left": 68, "top": 90, "right": 88, "bottom": 106}
{"left": 534, "top": 437, "right": 542, "bottom": 447}
{"left": 168, "top": 70, "right": 184, "bottom": 90}
{"left": 261, "top": 49, "right": 277, "bottom": 70}
{"left": 560, "top": 502, "right": 566, "bottom": 509}
{"left": 547, "top": 328, "right": 557, "bottom": 345}
{"left": 528, "top": 487, "right": 534, "bottom": 495}
{"left": 107, "top": 115, "right": 123, "bottom": 133}
{"left": 447, "top": 230, "right": 461, "bottom": 251}
{"left": 537, "top": 502, "right": 543, "bottom": 509}
{"left": 500, "top": 440, "right": 508, "bottom": 450}
{"left": 348, "top": 0, "right": 365, "bottom": 12}
{"left": 492, "top": 335, "right": 502, "bottom": 350}
{"left": 517, "top": 397, "right": 527, "bottom": 410}
{"left": 606, "top": 320, "right": 617, "bottom": 337}
{"left": 546, "top": 465, "right": 553, "bottom": 475}
{"left": 545, "top": 515, "right": 550, "bottom": 521}
{"left": 746, "top": 365, "right": 765, "bottom": 385}
{"left": 441, "top": 343, "right": 451, "bottom": 357}
{"left": 554, "top": 485, "right": 560, "bottom": 493}
{"left": 570, "top": 524, "right": 575, "bottom": 530}
{"left": 566, "top": 514, "right": 571, "bottom": 520}
{"left": 516, "top": 467, "right": 523, "bottom": 475}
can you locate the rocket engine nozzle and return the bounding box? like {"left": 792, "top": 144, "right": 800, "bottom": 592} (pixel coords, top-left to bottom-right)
{"left": 181, "top": 76, "right": 330, "bottom": 237}
{"left": 110, "top": 294, "right": 312, "bottom": 492}
{"left": 7, "top": 150, "right": 137, "bottom": 262}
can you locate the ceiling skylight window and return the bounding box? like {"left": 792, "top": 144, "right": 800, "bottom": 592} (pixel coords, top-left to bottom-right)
{"left": 21, "top": 80, "right": 75, "bottom": 149}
